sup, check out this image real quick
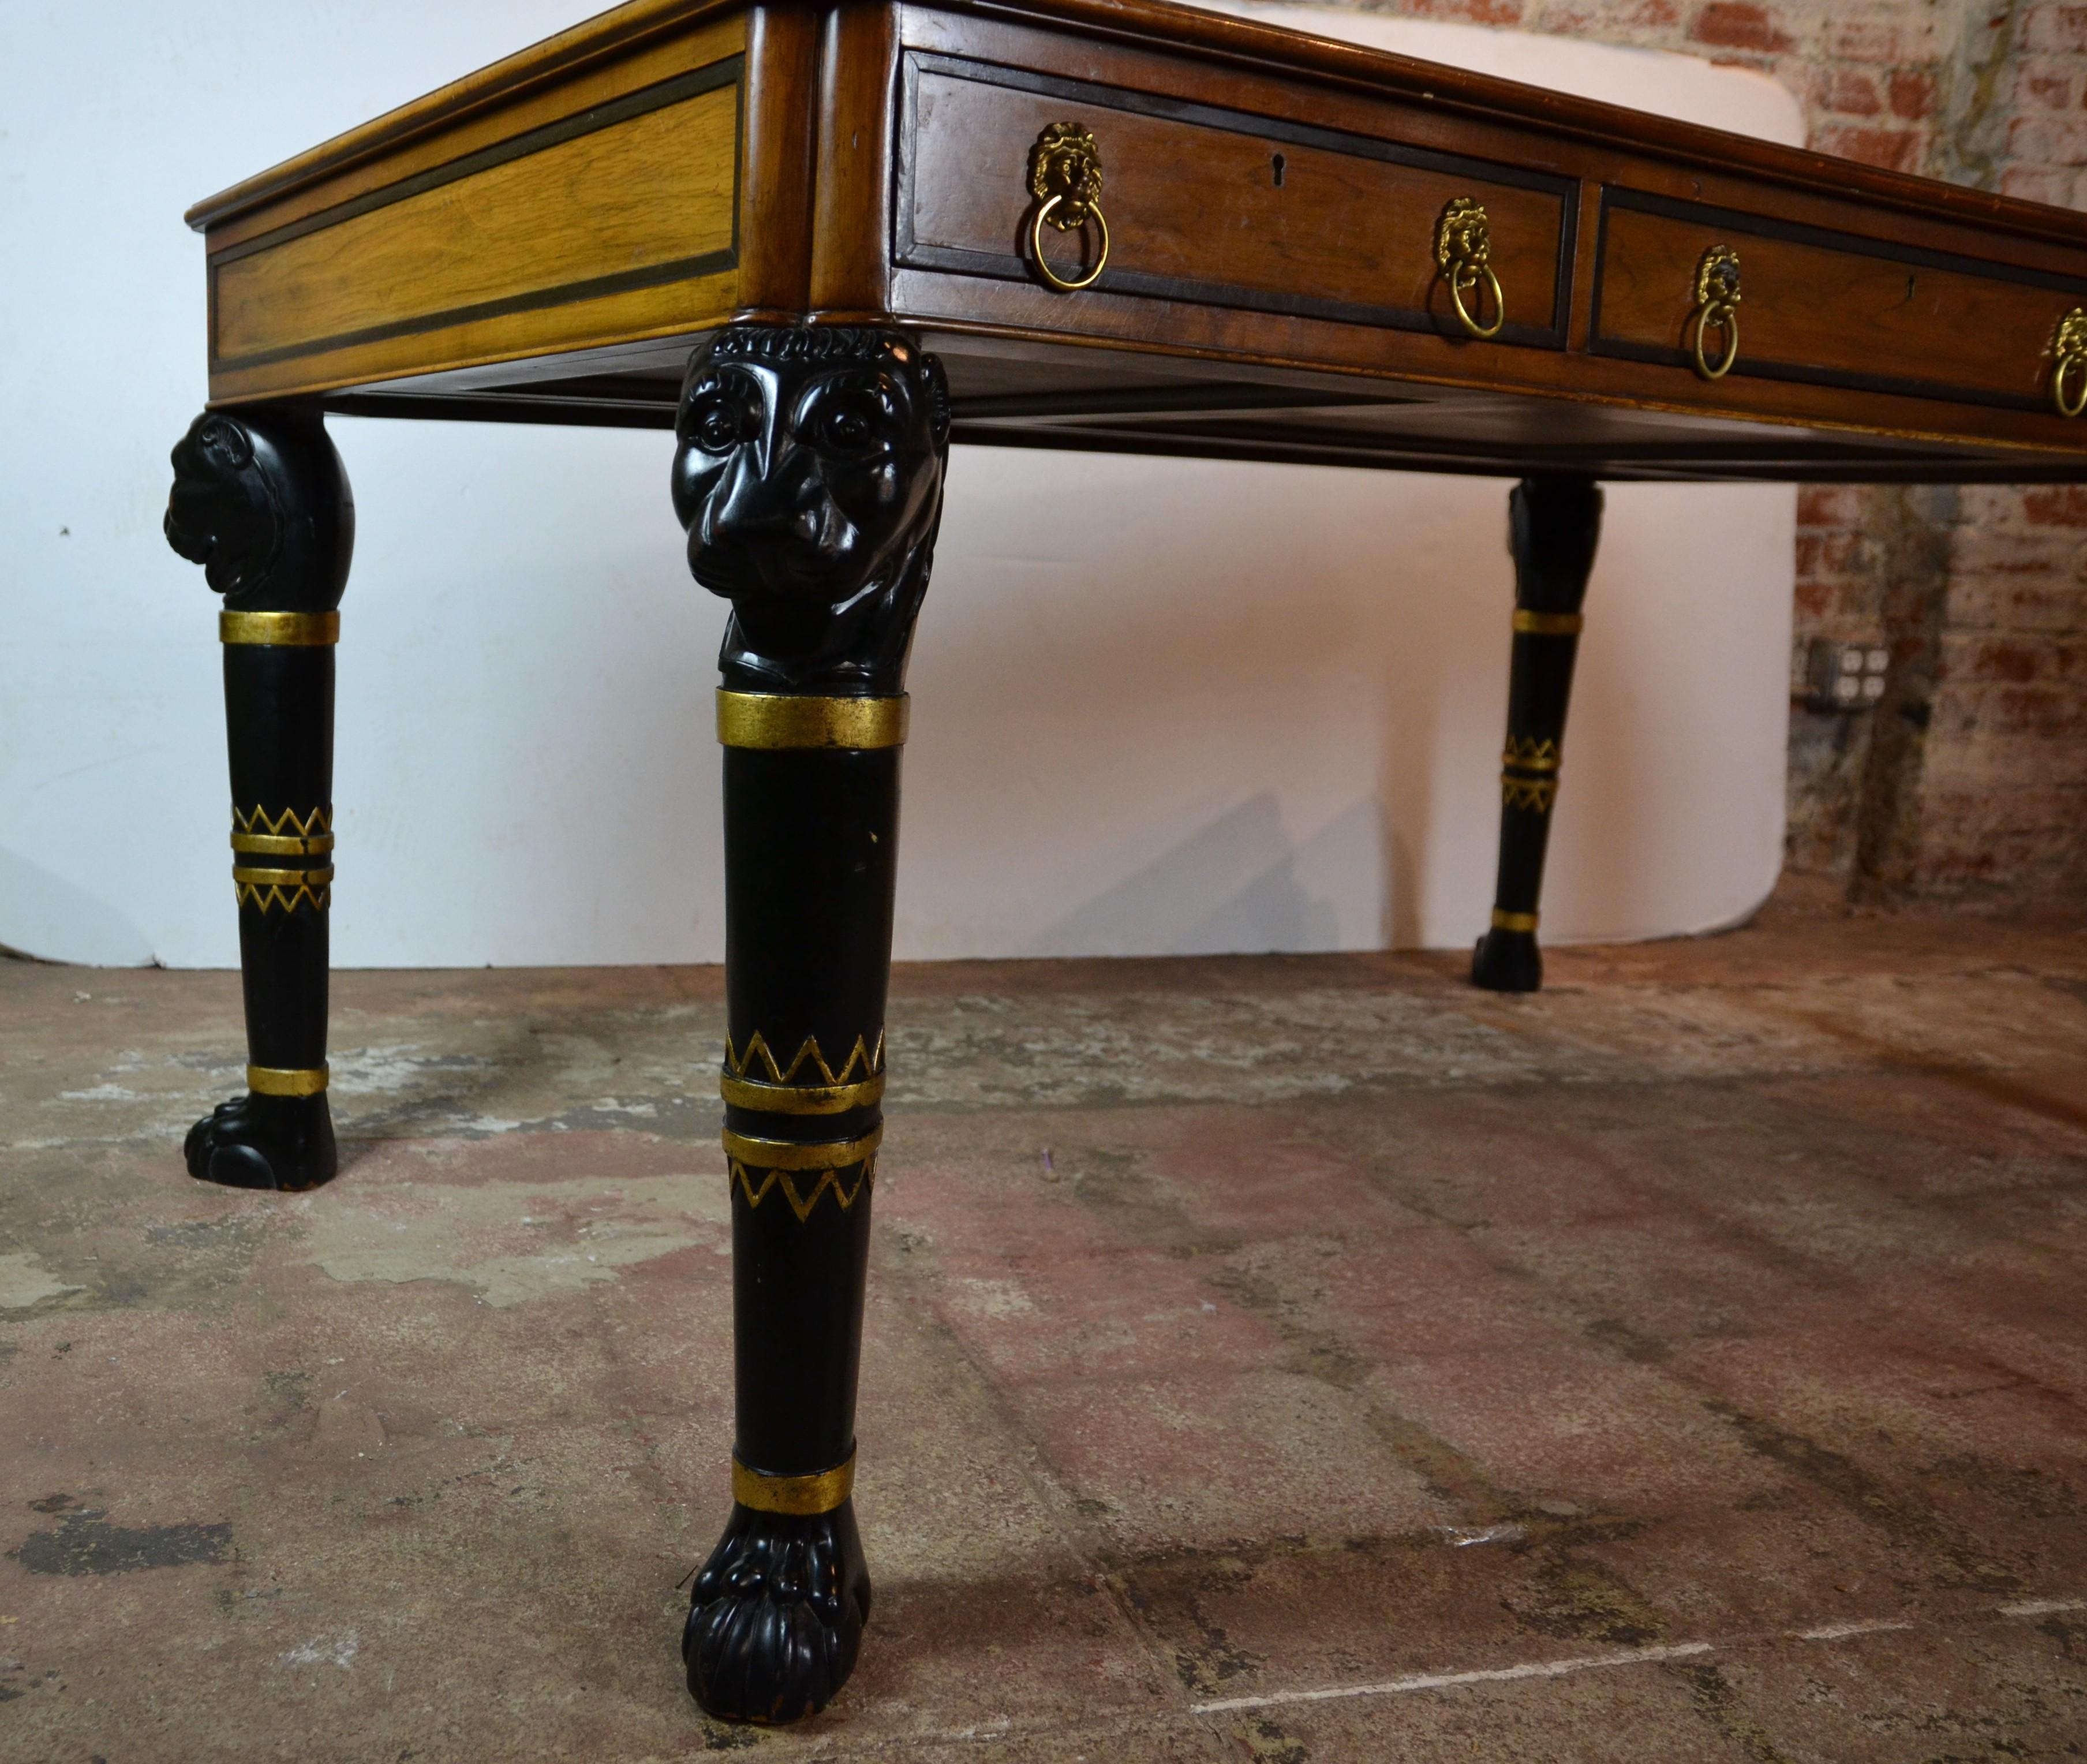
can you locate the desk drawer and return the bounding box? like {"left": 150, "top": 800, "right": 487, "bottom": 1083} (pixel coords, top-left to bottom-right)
{"left": 1592, "top": 188, "right": 2087, "bottom": 412}
{"left": 899, "top": 54, "right": 1576, "bottom": 346}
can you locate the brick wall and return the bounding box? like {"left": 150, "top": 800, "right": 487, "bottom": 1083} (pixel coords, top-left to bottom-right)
{"left": 1342, "top": 0, "right": 2087, "bottom": 900}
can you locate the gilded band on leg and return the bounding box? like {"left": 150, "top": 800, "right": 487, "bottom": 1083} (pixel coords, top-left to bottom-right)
{"left": 716, "top": 691, "right": 909, "bottom": 750}
{"left": 247, "top": 1064, "right": 328, "bottom": 1097}
{"left": 231, "top": 831, "right": 335, "bottom": 856}
{"left": 721, "top": 1127, "right": 883, "bottom": 1171}
{"left": 720, "top": 1071, "right": 885, "bottom": 1113}
{"left": 1491, "top": 910, "right": 1540, "bottom": 933}
{"left": 219, "top": 610, "right": 339, "bottom": 646}
{"left": 232, "top": 865, "right": 335, "bottom": 890}
{"left": 732, "top": 1452, "right": 857, "bottom": 1517}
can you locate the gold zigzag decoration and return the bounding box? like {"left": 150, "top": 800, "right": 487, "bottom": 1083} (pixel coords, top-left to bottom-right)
{"left": 234, "top": 877, "right": 332, "bottom": 913}
{"left": 724, "top": 1030, "right": 885, "bottom": 1087}
{"left": 233, "top": 803, "right": 333, "bottom": 836}
{"left": 1501, "top": 735, "right": 1561, "bottom": 812}
{"left": 1501, "top": 737, "right": 1561, "bottom": 771}
{"left": 1501, "top": 776, "right": 1558, "bottom": 813}
{"left": 730, "top": 1157, "right": 876, "bottom": 1221}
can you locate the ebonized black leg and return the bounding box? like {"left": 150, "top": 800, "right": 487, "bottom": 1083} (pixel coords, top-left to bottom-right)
{"left": 164, "top": 410, "right": 353, "bottom": 1189}
{"left": 671, "top": 324, "right": 949, "bottom": 1723}
{"left": 1472, "top": 475, "right": 1603, "bottom": 994}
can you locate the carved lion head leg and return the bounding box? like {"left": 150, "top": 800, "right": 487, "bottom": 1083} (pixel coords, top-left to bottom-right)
{"left": 166, "top": 408, "right": 353, "bottom": 1189}
{"left": 673, "top": 326, "right": 949, "bottom": 1722}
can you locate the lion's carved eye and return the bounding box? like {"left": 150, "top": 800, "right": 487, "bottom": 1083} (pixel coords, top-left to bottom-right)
{"left": 689, "top": 398, "right": 743, "bottom": 454}
{"left": 811, "top": 395, "right": 887, "bottom": 453}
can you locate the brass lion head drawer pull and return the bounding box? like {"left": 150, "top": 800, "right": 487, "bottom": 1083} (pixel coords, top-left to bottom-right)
{"left": 1688, "top": 245, "right": 1743, "bottom": 381}
{"left": 2052, "top": 307, "right": 2087, "bottom": 418}
{"left": 1028, "top": 122, "right": 1109, "bottom": 293}
{"left": 1435, "top": 197, "right": 1505, "bottom": 339}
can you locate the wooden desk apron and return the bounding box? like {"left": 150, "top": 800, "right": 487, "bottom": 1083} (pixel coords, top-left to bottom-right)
{"left": 162, "top": 0, "right": 2087, "bottom": 1729}
{"left": 186, "top": 0, "right": 2087, "bottom": 476}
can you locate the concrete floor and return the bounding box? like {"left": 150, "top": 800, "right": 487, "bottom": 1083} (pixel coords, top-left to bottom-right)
{"left": 2, "top": 883, "right": 2085, "bottom": 1762}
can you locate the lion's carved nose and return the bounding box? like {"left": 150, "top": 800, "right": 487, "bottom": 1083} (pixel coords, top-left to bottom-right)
{"left": 703, "top": 453, "right": 852, "bottom": 566}
{"left": 705, "top": 450, "right": 802, "bottom": 539}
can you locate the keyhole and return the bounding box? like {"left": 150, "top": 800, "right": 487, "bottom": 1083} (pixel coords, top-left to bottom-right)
{"left": 1271, "top": 152, "right": 1286, "bottom": 188}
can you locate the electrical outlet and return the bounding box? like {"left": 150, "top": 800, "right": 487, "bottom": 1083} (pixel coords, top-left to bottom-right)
{"left": 1799, "top": 637, "right": 1888, "bottom": 713}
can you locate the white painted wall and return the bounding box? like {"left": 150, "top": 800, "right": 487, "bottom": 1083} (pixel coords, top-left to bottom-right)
{"left": 0, "top": 1, "right": 1801, "bottom": 968}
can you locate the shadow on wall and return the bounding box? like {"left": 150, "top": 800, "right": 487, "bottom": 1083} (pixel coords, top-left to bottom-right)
{"left": 903, "top": 452, "right": 1792, "bottom": 961}
{"left": 0, "top": 847, "right": 156, "bottom": 967}
{"left": 1030, "top": 794, "right": 1383, "bottom": 957}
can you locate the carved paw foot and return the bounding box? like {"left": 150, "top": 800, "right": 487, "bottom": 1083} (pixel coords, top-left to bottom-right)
{"left": 683, "top": 1501, "right": 872, "bottom": 1724}
{"left": 183, "top": 1093, "right": 338, "bottom": 1191}
{"left": 1471, "top": 928, "right": 1543, "bottom": 993}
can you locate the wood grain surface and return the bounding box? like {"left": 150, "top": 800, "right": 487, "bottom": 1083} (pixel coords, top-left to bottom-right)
{"left": 215, "top": 82, "right": 738, "bottom": 367}
{"left": 201, "top": 15, "right": 747, "bottom": 253}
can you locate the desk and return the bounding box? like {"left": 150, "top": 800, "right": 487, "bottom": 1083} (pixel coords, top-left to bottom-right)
{"left": 163, "top": 0, "right": 2087, "bottom": 1723}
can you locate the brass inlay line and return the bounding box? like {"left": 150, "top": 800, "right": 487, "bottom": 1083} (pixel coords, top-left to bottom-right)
{"left": 1513, "top": 610, "right": 1584, "bottom": 636}
{"left": 1491, "top": 909, "right": 1539, "bottom": 933}
{"left": 721, "top": 1071, "right": 884, "bottom": 1115}
{"left": 725, "top": 1031, "right": 884, "bottom": 1088}
{"left": 220, "top": 610, "right": 339, "bottom": 646}
{"left": 1501, "top": 777, "right": 1558, "bottom": 813}
{"left": 231, "top": 831, "right": 335, "bottom": 855}
{"left": 721, "top": 1126, "right": 882, "bottom": 1171}
{"left": 716, "top": 691, "right": 908, "bottom": 750}
{"left": 248, "top": 1064, "right": 328, "bottom": 1096}
{"left": 233, "top": 864, "right": 336, "bottom": 887}
{"left": 733, "top": 1451, "right": 855, "bottom": 1516}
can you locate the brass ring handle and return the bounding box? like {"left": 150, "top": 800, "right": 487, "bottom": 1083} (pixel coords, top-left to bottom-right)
{"left": 1688, "top": 245, "right": 1744, "bottom": 383}
{"left": 1448, "top": 262, "right": 1506, "bottom": 339}
{"left": 2052, "top": 307, "right": 2087, "bottom": 417}
{"left": 2056, "top": 356, "right": 2087, "bottom": 420}
{"left": 1030, "top": 192, "right": 1110, "bottom": 293}
{"left": 1689, "top": 301, "right": 1741, "bottom": 380}
{"left": 1434, "top": 198, "right": 1505, "bottom": 341}
{"left": 1027, "top": 121, "right": 1108, "bottom": 294}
